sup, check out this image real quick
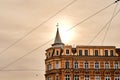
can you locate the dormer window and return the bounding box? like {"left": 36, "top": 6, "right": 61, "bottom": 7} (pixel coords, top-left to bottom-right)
{"left": 66, "top": 49, "right": 69, "bottom": 54}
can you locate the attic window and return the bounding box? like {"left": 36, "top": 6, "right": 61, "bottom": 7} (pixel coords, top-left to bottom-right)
{"left": 66, "top": 50, "right": 69, "bottom": 54}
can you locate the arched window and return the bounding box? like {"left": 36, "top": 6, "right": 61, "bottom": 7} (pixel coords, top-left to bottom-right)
{"left": 105, "top": 62, "right": 109, "bottom": 69}
{"left": 84, "top": 62, "right": 89, "bottom": 69}
{"left": 74, "top": 62, "right": 78, "bottom": 69}
{"left": 95, "top": 62, "right": 99, "bottom": 69}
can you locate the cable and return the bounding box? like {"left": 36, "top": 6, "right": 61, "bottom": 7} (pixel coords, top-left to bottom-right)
{"left": 0, "top": 39, "right": 52, "bottom": 71}
{"left": 0, "top": 0, "right": 118, "bottom": 71}
{"left": 0, "top": 0, "right": 77, "bottom": 55}
{"left": 88, "top": 7, "right": 120, "bottom": 45}
{"left": 101, "top": 2, "right": 118, "bottom": 45}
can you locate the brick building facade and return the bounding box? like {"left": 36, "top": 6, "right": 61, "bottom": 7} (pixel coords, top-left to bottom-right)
{"left": 45, "top": 28, "right": 120, "bottom": 80}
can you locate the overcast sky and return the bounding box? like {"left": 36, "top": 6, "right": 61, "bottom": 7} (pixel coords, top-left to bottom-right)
{"left": 0, "top": 0, "right": 120, "bottom": 80}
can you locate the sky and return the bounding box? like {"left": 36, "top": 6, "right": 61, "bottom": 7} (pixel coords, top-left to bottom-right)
{"left": 0, "top": 0, "right": 120, "bottom": 80}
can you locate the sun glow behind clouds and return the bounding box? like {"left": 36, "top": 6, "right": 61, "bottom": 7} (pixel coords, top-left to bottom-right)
{"left": 58, "top": 23, "right": 74, "bottom": 44}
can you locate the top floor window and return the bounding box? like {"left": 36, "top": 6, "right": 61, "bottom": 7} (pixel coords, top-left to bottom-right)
{"left": 85, "top": 50, "right": 88, "bottom": 56}
{"left": 66, "top": 50, "right": 69, "bottom": 54}
{"left": 110, "top": 50, "right": 113, "bottom": 56}
{"left": 105, "top": 50, "right": 108, "bottom": 56}
{"left": 74, "top": 62, "right": 78, "bottom": 69}
{"left": 65, "top": 62, "right": 69, "bottom": 69}
{"left": 95, "top": 50, "right": 98, "bottom": 56}
{"left": 79, "top": 50, "right": 82, "bottom": 56}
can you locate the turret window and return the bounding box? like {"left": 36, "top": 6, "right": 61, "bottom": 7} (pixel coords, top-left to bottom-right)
{"left": 56, "top": 50, "right": 59, "bottom": 56}
{"left": 56, "top": 61, "right": 59, "bottom": 69}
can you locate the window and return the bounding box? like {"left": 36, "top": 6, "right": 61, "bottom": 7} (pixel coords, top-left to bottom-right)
{"left": 85, "top": 50, "right": 88, "bottom": 56}
{"left": 56, "top": 61, "right": 59, "bottom": 69}
{"left": 110, "top": 50, "right": 113, "bottom": 56}
{"left": 85, "top": 62, "right": 89, "bottom": 69}
{"left": 79, "top": 50, "right": 82, "bottom": 56}
{"left": 56, "top": 50, "right": 59, "bottom": 56}
{"left": 105, "top": 62, "right": 109, "bottom": 69}
{"left": 115, "top": 76, "right": 120, "bottom": 80}
{"left": 56, "top": 75, "right": 59, "bottom": 80}
{"left": 74, "top": 62, "right": 78, "bottom": 69}
{"left": 85, "top": 75, "right": 89, "bottom": 80}
{"left": 95, "top": 62, "right": 99, "bottom": 69}
{"left": 95, "top": 50, "right": 98, "bottom": 56}
{"left": 95, "top": 76, "right": 100, "bottom": 80}
{"left": 114, "top": 61, "right": 119, "bottom": 69}
{"left": 48, "top": 64, "right": 52, "bottom": 70}
{"left": 74, "top": 75, "right": 79, "bottom": 80}
{"left": 65, "top": 62, "right": 69, "bottom": 69}
{"left": 66, "top": 50, "right": 69, "bottom": 54}
{"left": 65, "top": 75, "right": 70, "bottom": 80}
{"left": 105, "top": 75, "right": 110, "bottom": 80}
{"left": 48, "top": 76, "right": 52, "bottom": 80}
{"left": 105, "top": 50, "right": 108, "bottom": 56}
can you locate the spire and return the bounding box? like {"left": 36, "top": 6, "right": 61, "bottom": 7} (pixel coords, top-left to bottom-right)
{"left": 52, "top": 23, "right": 64, "bottom": 47}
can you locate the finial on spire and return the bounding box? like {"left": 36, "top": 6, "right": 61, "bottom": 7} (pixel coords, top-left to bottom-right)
{"left": 56, "top": 23, "right": 59, "bottom": 28}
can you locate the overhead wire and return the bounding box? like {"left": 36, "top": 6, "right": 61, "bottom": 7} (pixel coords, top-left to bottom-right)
{"left": 0, "top": 0, "right": 119, "bottom": 71}
{"left": 101, "top": 2, "right": 119, "bottom": 45}
{"left": 88, "top": 5, "right": 120, "bottom": 45}
{"left": 0, "top": 0, "right": 77, "bottom": 55}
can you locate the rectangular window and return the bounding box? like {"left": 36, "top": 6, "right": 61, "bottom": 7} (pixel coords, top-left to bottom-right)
{"left": 85, "top": 50, "right": 88, "bottom": 56}
{"left": 85, "top": 75, "right": 89, "bottom": 80}
{"left": 48, "top": 64, "right": 52, "bottom": 70}
{"left": 65, "top": 62, "right": 69, "bottom": 69}
{"left": 115, "top": 76, "right": 120, "bottom": 80}
{"left": 95, "top": 76, "right": 100, "bottom": 80}
{"left": 95, "top": 50, "right": 98, "bottom": 56}
{"left": 56, "top": 61, "right": 59, "bottom": 69}
{"left": 105, "top": 50, "right": 108, "bottom": 56}
{"left": 105, "top": 75, "right": 110, "bottom": 80}
{"left": 74, "top": 75, "right": 79, "bottom": 80}
{"left": 85, "top": 62, "right": 89, "bottom": 69}
{"left": 56, "top": 76, "right": 59, "bottom": 80}
{"left": 110, "top": 50, "right": 113, "bottom": 56}
{"left": 48, "top": 76, "right": 52, "bottom": 80}
{"left": 105, "top": 62, "right": 109, "bottom": 69}
{"left": 56, "top": 50, "right": 59, "bottom": 56}
{"left": 95, "top": 62, "right": 99, "bottom": 69}
{"left": 65, "top": 75, "right": 70, "bottom": 80}
{"left": 79, "top": 50, "right": 82, "bottom": 56}
{"left": 114, "top": 61, "right": 119, "bottom": 69}
{"left": 66, "top": 50, "right": 69, "bottom": 54}
{"left": 74, "top": 62, "right": 78, "bottom": 69}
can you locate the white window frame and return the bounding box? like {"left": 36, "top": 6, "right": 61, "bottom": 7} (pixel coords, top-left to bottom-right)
{"left": 95, "top": 62, "right": 100, "bottom": 69}
{"left": 85, "top": 75, "right": 89, "bottom": 80}
{"left": 74, "top": 75, "right": 79, "bottom": 80}
{"left": 114, "top": 61, "right": 119, "bottom": 69}
{"left": 48, "top": 76, "right": 52, "bottom": 80}
{"left": 105, "top": 75, "right": 110, "bottom": 80}
{"left": 65, "top": 75, "right": 70, "bottom": 80}
{"left": 56, "top": 61, "right": 59, "bottom": 69}
{"left": 95, "top": 76, "right": 100, "bottom": 80}
{"left": 105, "top": 62, "right": 109, "bottom": 69}
{"left": 74, "top": 62, "right": 78, "bottom": 69}
{"left": 114, "top": 76, "right": 120, "bottom": 80}
{"left": 84, "top": 62, "right": 89, "bottom": 69}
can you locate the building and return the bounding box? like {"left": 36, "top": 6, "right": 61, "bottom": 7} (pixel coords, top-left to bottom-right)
{"left": 45, "top": 28, "right": 120, "bottom": 80}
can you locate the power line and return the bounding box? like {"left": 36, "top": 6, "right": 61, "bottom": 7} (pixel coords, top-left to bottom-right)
{"left": 0, "top": 0, "right": 118, "bottom": 71}
{"left": 0, "top": 0, "right": 77, "bottom": 55}
{"left": 101, "top": 2, "right": 119, "bottom": 45}
{"left": 88, "top": 7, "right": 120, "bottom": 45}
